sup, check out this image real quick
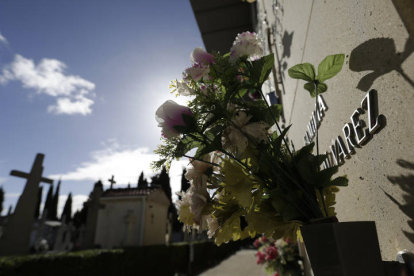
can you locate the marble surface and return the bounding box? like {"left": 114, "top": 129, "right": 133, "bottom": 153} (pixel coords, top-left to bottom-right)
{"left": 258, "top": 0, "right": 414, "bottom": 261}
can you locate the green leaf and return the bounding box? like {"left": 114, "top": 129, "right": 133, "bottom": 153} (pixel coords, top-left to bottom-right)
{"left": 194, "top": 131, "right": 222, "bottom": 159}
{"left": 265, "top": 104, "right": 283, "bottom": 126}
{"left": 317, "top": 54, "right": 345, "bottom": 83}
{"left": 288, "top": 63, "right": 315, "bottom": 82}
{"left": 272, "top": 125, "right": 291, "bottom": 153}
{"left": 175, "top": 135, "right": 201, "bottom": 157}
{"left": 304, "top": 82, "right": 328, "bottom": 97}
{"left": 250, "top": 54, "right": 275, "bottom": 85}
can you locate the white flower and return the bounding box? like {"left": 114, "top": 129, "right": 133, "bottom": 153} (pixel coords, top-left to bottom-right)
{"left": 206, "top": 216, "right": 219, "bottom": 238}
{"left": 183, "top": 63, "right": 210, "bottom": 82}
{"left": 229, "top": 32, "right": 263, "bottom": 64}
{"left": 189, "top": 181, "right": 210, "bottom": 225}
{"left": 176, "top": 81, "right": 195, "bottom": 96}
{"left": 190, "top": 47, "right": 214, "bottom": 65}
{"left": 185, "top": 153, "right": 220, "bottom": 184}
{"left": 222, "top": 111, "right": 269, "bottom": 153}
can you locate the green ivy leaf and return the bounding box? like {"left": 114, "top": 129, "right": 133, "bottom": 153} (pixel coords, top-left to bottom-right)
{"left": 288, "top": 63, "right": 315, "bottom": 82}
{"left": 304, "top": 82, "right": 328, "bottom": 97}
{"left": 317, "top": 54, "right": 345, "bottom": 83}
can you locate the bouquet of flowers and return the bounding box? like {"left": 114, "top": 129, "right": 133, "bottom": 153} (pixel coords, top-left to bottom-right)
{"left": 153, "top": 32, "right": 346, "bottom": 245}
{"left": 255, "top": 236, "right": 303, "bottom": 276}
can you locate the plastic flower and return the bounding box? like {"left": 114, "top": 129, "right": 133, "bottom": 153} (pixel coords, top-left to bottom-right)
{"left": 206, "top": 216, "right": 219, "bottom": 238}
{"left": 190, "top": 47, "right": 214, "bottom": 65}
{"left": 265, "top": 245, "right": 278, "bottom": 260}
{"left": 222, "top": 111, "right": 269, "bottom": 153}
{"left": 155, "top": 100, "right": 193, "bottom": 139}
{"left": 184, "top": 63, "right": 211, "bottom": 82}
{"left": 229, "top": 32, "right": 263, "bottom": 64}
{"left": 256, "top": 251, "right": 266, "bottom": 264}
{"left": 176, "top": 189, "right": 196, "bottom": 232}
{"left": 189, "top": 181, "right": 210, "bottom": 225}
{"left": 186, "top": 153, "right": 220, "bottom": 184}
{"left": 176, "top": 81, "right": 195, "bottom": 96}
{"left": 254, "top": 238, "right": 261, "bottom": 248}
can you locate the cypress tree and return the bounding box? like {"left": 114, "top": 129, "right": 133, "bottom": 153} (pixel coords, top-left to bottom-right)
{"left": 180, "top": 169, "right": 190, "bottom": 194}
{"left": 138, "top": 171, "right": 148, "bottom": 188}
{"left": 44, "top": 184, "right": 54, "bottom": 219}
{"left": 61, "top": 193, "right": 72, "bottom": 223}
{"left": 50, "top": 180, "right": 61, "bottom": 220}
{"left": 0, "top": 186, "right": 4, "bottom": 215}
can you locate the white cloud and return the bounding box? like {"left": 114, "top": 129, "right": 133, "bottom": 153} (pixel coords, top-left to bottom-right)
{"left": 49, "top": 140, "right": 188, "bottom": 202}
{"left": 57, "top": 194, "right": 88, "bottom": 219}
{"left": 0, "top": 32, "right": 7, "bottom": 44}
{"left": 0, "top": 54, "right": 96, "bottom": 115}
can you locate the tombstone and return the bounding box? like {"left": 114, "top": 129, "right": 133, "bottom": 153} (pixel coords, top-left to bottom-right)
{"left": 54, "top": 215, "right": 73, "bottom": 251}
{"left": 0, "top": 154, "right": 53, "bottom": 255}
{"left": 32, "top": 209, "right": 48, "bottom": 251}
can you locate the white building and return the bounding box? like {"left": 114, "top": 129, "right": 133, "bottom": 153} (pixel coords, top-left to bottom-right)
{"left": 94, "top": 186, "right": 170, "bottom": 249}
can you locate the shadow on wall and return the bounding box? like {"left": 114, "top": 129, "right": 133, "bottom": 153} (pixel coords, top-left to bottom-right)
{"left": 384, "top": 159, "right": 414, "bottom": 244}
{"left": 280, "top": 30, "right": 294, "bottom": 80}
{"left": 349, "top": 37, "right": 414, "bottom": 91}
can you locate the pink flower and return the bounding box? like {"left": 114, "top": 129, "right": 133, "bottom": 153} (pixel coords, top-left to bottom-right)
{"left": 155, "top": 100, "right": 193, "bottom": 139}
{"left": 255, "top": 251, "right": 266, "bottom": 264}
{"left": 265, "top": 246, "right": 278, "bottom": 261}
{"left": 254, "top": 239, "right": 261, "bottom": 248}
{"left": 190, "top": 47, "right": 214, "bottom": 65}
{"left": 261, "top": 237, "right": 268, "bottom": 243}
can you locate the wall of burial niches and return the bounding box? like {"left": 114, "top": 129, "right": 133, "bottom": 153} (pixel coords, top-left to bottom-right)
{"left": 258, "top": 0, "right": 414, "bottom": 260}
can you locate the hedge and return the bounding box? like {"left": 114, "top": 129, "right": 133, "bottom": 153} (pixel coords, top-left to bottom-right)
{"left": 0, "top": 240, "right": 250, "bottom": 276}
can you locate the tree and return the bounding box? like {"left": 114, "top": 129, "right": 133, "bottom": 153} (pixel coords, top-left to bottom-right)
{"left": 44, "top": 184, "right": 54, "bottom": 219}
{"left": 151, "top": 167, "right": 172, "bottom": 202}
{"left": 50, "top": 180, "right": 61, "bottom": 220}
{"left": 180, "top": 169, "right": 190, "bottom": 197}
{"left": 137, "top": 171, "right": 148, "bottom": 188}
{"left": 61, "top": 193, "right": 72, "bottom": 223}
{"left": 0, "top": 186, "right": 4, "bottom": 215}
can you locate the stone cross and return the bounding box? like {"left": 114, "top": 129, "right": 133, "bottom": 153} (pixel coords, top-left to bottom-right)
{"left": 124, "top": 210, "right": 138, "bottom": 246}
{"left": 108, "top": 175, "right": 116, "bottom": 189}
{"left": 0, "top": 153, "right": 53, "bottom": 256}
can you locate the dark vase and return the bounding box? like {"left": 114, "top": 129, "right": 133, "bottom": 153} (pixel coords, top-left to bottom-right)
{"left": 300, "top": 220, "right": 386, "bottom": 276}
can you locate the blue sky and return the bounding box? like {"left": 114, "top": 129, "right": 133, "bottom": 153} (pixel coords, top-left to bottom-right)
{"left": 0, "top": 0, "right": 204, "bottom": 215}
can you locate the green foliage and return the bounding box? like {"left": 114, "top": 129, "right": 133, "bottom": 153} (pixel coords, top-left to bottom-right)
{"left": 317, "top": 54, "right": 345, "bottom": 82}
{"left": 0, "top": 241, "right": 247, "bottom": 276}
{"left": 287, "top": 63, "right": 315, "bottom": 82}
{"left": 250, "top": 54, "right": 275, "bottom": 86}
{"left": 288, "top": 54, "right": 345, "bottom": 97}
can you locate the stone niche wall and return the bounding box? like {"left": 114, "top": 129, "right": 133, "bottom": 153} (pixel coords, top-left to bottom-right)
{"left": 259, "top": 0, "right": 414, "bottom": 260}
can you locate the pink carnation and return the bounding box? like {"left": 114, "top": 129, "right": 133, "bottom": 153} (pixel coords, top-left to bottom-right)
{"left": 265, "top": 246, "right": 278, "bottom": 261}
{"left": 155, "top": 100, "right": 193, "bottom": 139}
{"left": 255, "top": 251, "right": 266, "bottom": 264}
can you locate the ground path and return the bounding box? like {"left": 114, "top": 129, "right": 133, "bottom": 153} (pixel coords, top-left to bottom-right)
{"left": 199, "top": 249, "right": 267, "bottom": 276}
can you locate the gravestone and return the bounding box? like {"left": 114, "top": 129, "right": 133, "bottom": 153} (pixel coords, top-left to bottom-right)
{"left": 0, "top": 153, "right": 53, "bottom": 255}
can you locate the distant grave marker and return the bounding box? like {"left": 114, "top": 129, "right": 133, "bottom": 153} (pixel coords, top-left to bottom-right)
{"left": 0, "top": 153, "right": 53, "bottom": 255}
